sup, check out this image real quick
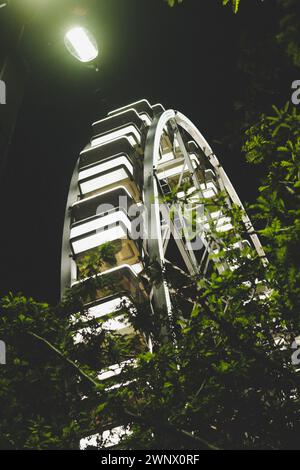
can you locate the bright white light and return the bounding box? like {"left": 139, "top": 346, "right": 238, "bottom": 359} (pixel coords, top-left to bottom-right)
{"left": 157, "top": 156, "right": 198, "bottom": 180}
{"left": 91, "top": 125, "right": 141, "bottom": 148}
{"left": 80, "top": 168, "right": 129, "bottom": 195}
{"left": 73, "top": 316, "right": 132, "bottom": 344}
{"left": 177, "top": 182, "right": 218, "bottom": 201}
{"left": 139, "top": 113, "right": 152, "bottom": 126}
{"left": 64, "top": 27, "right": 98, "bottom": 63}
{"left": 79, "top": 156, "right": 133, "bottom": 181}
{"left": 98, "top": 360, "right": 135, "bottom": 381}
{"left": 80, "top": 426, "right": 130, "bottom": 450}
{"left": 71, "top": 224, "right": 126, "bottom": 254}
{"left": 70, "top": 210, "right": 132, "bottom": 239}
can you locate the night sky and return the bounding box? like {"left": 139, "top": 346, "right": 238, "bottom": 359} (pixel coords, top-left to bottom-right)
{"left": 0, "top": 0, "right": 295, "bottom": 304}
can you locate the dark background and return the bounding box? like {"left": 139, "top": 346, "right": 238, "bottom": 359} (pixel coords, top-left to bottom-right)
{"left": 0, "top": 0, "right": 295, "bottom": 304}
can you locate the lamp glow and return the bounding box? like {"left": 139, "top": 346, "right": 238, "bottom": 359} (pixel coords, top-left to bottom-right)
{"left": 64, "top": 27, "right": 98, "bottom": 63}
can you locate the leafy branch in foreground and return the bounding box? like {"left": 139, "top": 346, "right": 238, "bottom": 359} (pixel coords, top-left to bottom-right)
{"left": 222, "top": 0, "right": 240, "bottom": 14}
{"left": 166, "top": 0, "right": 241, "bottom": 13}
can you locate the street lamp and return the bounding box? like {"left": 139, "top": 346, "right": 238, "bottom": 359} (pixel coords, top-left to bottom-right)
{"left": 64, "top": 26, "right": 98, "bottom": 63}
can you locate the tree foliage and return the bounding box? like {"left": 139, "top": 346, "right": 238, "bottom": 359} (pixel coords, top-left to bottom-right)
{"left": 277, "top": 0, "right": 300, "bottom": 67}
{"left": 166, "top": 0, "right": 241, "bottom": 13}
{"left": 222, "top": 0, "right": 240, "bottom": 14}
{"left": 0, "top": 295, "right": 81, "bottom": 449}
{"left": 1, "top": 0, "right": 300, "bottom": 451}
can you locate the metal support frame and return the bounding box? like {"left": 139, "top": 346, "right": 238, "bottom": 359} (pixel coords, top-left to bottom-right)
{"left": 143, "top": 109, "right": 266, "bottom": 328}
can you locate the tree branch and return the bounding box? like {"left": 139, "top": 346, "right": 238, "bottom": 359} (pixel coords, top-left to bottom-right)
{"left": 28, "top": 331, "right": 99, "bottom": 388}
{"left": 124, "top": 409, "right": 221, "bottom": 451}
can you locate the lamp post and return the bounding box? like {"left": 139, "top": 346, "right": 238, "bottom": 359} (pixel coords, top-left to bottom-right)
{"left": 0, "top": 2, "right": 99, "bottom": 181}
{"left": 64, "top": 26, "right": 98, "bottom": 64}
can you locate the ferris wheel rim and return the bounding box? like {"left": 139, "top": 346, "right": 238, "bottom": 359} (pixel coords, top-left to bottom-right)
{"left": 142, "top": 108, "right": 267, "bottom": 326}
{"left": 145, "top": 109, "right": 266, "bottom": 262}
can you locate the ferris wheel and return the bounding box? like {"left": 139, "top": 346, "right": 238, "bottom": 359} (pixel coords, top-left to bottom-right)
{"left": 61, "top": 99, "right": 265, "bottom": 448}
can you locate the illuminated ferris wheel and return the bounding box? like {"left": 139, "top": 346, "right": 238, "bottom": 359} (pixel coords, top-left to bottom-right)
{"left": 61, "top": 99, "right": 265, "bottom": 448}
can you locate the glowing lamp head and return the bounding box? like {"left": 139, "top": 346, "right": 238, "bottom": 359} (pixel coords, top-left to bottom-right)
{"left": 64, "top": 27, "right": 98, "bottom": 63}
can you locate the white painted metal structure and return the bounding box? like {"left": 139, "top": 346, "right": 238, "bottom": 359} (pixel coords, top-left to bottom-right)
{"left": 61, "top": 99, "right": 265, "bottom": 449}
